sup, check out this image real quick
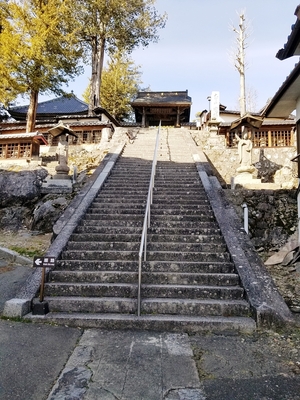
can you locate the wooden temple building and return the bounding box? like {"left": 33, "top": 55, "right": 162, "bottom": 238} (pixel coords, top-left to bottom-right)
{"left": 0, "top": 95, "right": 119, "bottom": 159}
{"left": 131, "top": 90, "right": 192, "bottom": 127}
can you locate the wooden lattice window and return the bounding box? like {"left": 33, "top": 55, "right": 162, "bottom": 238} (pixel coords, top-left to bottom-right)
{"left": 92, "top": 130, "right": 102, "bottom": 143}
{"left": 19, "top": 142, "right": 31, "bottom": 158}
{"left": 227, "top": 128, "right": 294, "bottom": 148}
{"left": 52, "top": 137, "right": 59, "bottom": 146}
{"left": 0, "top": 144, "right": 5, "bottom": 158}
{"left": 7, "top": 143, "right": 19, "bottom": 158}
{"left": 82, "top": 130, "right": 91, "bottom": 143}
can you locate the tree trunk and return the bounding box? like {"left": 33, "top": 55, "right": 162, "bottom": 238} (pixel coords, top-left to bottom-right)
{"left": 26, "top": 89, "right": 38, "bottom": 133}
{"left": 89, "top": 36, "right": 106, "bottom": 115}
{"left": 239, "top": 14, "right": 246, "bottom": 117}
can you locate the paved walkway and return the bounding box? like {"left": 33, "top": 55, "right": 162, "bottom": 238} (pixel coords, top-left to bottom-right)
{"left": 1, "top": 317, "right": 300, "bottom": 400}
{"left": 1, "top": 236, "right": 300, "bottom": 400}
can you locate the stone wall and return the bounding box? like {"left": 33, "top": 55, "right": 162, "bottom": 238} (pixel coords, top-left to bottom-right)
{"left": 190, "top": 129, "right": 298, "bottom": 189}
{"left": 190, "top": 128, "right": 299, "bottom": 252}
{"left": 225, "top": 189, "right": 298, "bottom": 253}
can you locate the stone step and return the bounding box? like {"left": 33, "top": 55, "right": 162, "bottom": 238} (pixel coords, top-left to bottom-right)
{"left": 50, "top": 271, "right": 138, "bottom": 283}
{"left": 61, "top": 250, "right": 139, "bottom": 261}
{"left": 88, "top": 202, "right": 146, "bottom": 213}
{"left": 75, "top": 225, "right": 142, "bottom": 234}
{"left": 65, "top": 241, "right": 227, "bottom": 254}
{"left": 146, "top": 251, "right": 230, "bottom": 262}
{"left": 43, "top": 296, "right": 250, "bottom": 317}
{"left": 44, "top": 282, "right": 244, "bottom": 300}
{"left": 141, "top": 298, "right": 250, "bottom": 317}
{"left": 151, "top": 204, "right": 211, "bottom": 211}
{"left": 83, "top": 214, "right": 143, "bottom": 222}
{"left": 148, "top": 208, "right": 214, "bottom": 216}
{"left": 66, "top": 241, "right": 141, "bottom": 251}
{"left": 150, "top": 214, "right": 215, "bottom": 222}
{"left": 49, "top": 271, "right": 239, "bottom": 286}
{"left": 44, "top": 282, "right": 138, "bottom": 297}
{"left": 147, "top": 242, "right": 227, "bottom": 252}
{"left": 152, "top": 195, "right": 208, "bottom": 201}
{"left": 98, "top": 188, "right": 149, "bottom": 194}
{"left": 152, "top": 198, "right": 209, "bottom": 204}
{"left": 54, "top": 260, "right": 235, "bottom": 274}
{"left": 70, "top": 233, "right": 142, "bottom": 242}
{"left": 143, "top": 261, "right": 236, "bottom": 274}
{"left": 141, "top": 284, "right": 244, "bottom": 300}
{"left": 28, "top": 312, "right": 256, "bottom": 333}
{"left": 70, "top": 232, "right": 223, "bottom": 244}
{"left": 148, "top": 226, "right": 221, "bottom": 235}
{"left": 150, "top": 220, "right": 218, "bottom": 229}
{"left": 95, "top": 194, "right": 147, "bottom": 201}
{"left": 55, "top": 260, "right": 139, "bottom": 271}
{"left": 87, "top": 208, "right": 145, "bottom": 215}
{"left": 154, "top": 183, "right": 203, "bottom": 189}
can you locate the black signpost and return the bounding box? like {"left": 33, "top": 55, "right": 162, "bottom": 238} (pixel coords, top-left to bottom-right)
{"left": 32, "top": 256, "right": 56, "bottom": 315}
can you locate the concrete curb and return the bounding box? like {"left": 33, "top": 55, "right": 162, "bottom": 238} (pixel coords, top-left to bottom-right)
{"left": 0, "top": 247, "right": 32, "bottom": 266}
{"left": 194, "top": 152, "right": 296, "bottom": 329}
{"left": 3, "top": 144, "right": 125, "bottom": 318}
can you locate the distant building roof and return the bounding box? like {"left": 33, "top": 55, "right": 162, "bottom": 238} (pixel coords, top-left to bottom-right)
{"left": 9, "top": 94, "right": 89, "bottom": 120}
{"left": 0, "top": 132, "right": 48, "bottom": 144}
{"left": 132, "top": 90, "right": 192, "bottom": 106}
{"left": 131, "top": 90, "right": 192, "bottom": 126}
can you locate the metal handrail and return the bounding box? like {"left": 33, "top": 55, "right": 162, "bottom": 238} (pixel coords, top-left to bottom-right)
{"left": 137, "top": 123, "right": 161, "bottom": 316}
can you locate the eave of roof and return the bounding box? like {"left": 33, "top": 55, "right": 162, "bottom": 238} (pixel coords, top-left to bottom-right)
{"left": 264, "top": 61, "right": 300, "bottom": 118}
{"left": 131, "top": 91, "right": 192, "bottom": 107}
{"left": 277, "top": 7, "right": 300, "bottom": 60}
{"left": 0, "top": 132, "right": 48, "bottom": 144}
{"left": 93, "top": 107, "right": 120, "bottom": 127}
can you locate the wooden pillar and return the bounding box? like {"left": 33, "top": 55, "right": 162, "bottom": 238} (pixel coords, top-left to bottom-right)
{"left": 176, "top": 107, "right": 180, "bottom": 127}
{"left": 268, "top": 130, "right": 272, "bottom": 147}
{"left": 142, "top": 107, "right": 146, "bottom": 128}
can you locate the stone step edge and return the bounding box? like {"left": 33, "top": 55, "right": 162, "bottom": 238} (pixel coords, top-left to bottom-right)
{"left": 26, "top": 312, "right": 256, "bottom": 333}
{"left": 44, "top": 283, "right": 242, "bottom": 290}
{"left": 44, "top": 296, "right": 249, "bottom": 306}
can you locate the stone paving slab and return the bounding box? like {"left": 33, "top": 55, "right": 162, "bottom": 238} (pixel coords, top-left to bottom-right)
{"left": 47, "top": 330, "right": 204, "bottom": 400}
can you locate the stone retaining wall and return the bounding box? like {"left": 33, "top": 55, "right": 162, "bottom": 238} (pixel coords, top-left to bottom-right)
{"left": 189, "top": 129, "right": 299, "bottom": 251}
{"left": 190, "top": 130, "right": 298, "bottom": 188}
{"left": 224, "top": 189, "right": 298, "bottom": 252}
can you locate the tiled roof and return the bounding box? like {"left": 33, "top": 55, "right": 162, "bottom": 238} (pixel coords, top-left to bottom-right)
{"left": 264, "top": 61, "right": 300, "bottom": 118}
{"left": 276, "top": 6, "right": 300, "bottom": 60}
{"left": 9, "top": 95, "right": 88, "bottom": 116}
{"left": 131, "top": 90, "right": 192, "bottom": 106}
{"left": 0, "top": 132, "right": 48, "bottom": 144}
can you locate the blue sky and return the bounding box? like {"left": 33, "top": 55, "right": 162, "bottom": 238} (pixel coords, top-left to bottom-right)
{"left": 21, "top": 0, "right": 300, "bottom": 119}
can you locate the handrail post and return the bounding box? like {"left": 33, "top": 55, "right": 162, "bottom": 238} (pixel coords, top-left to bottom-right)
{"left": 138, "top": 256, "right": 142, "bottom": 316}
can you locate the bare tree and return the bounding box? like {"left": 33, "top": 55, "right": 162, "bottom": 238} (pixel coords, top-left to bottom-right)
{"left": 230, "top": 11, "right": 251, "bottom": 117}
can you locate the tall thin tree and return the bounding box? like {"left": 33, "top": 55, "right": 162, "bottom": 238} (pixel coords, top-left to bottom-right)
{"left": 231, "top": 12, "right": 250, "bottom": 117}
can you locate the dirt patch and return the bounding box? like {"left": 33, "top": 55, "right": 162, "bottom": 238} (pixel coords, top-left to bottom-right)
{"left": 0, "top": 229, "right": 52, "bottom": 258}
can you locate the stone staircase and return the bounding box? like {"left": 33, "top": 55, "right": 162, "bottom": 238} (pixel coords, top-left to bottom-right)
{"left": 31, "top": 128, "right": 256, "bottom": 332}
